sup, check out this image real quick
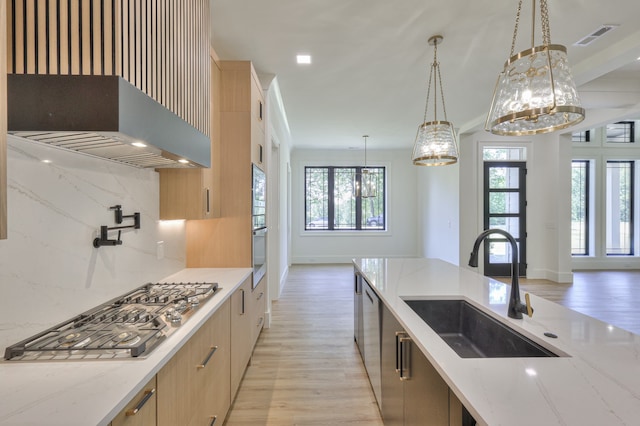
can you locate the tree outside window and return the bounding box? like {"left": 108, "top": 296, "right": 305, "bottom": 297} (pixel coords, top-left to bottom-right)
{"left": 305, "top": 166, "right": 385, "bottom": 231}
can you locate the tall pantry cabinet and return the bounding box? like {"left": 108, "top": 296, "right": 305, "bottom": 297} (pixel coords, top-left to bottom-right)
{"left": 185, "top": 60, "right": 265, "bottom": 268}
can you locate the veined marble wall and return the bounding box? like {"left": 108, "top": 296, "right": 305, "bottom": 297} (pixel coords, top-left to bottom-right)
{"left": 0, "top": 136, "right": 186, "bottom": 351}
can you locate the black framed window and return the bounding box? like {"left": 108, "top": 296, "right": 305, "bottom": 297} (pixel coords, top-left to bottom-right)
{"left": 606, "top": 161, "right": 634, "bottom": 255}
{"left": 571, "top": 160, "right": 590, "bottom": 255}
{"left": 606, "top": 121, "right": 635, "bottom": 143}
{"left": 305, "top": 166, "right": 386, "bottom": 231}
{"left": 571, "top": 130, "right": 590, "bottom": 142}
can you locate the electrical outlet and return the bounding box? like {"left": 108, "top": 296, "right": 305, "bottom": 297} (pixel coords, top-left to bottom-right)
{"left": 157, "top": 241, "right": 164, "bottom": 260}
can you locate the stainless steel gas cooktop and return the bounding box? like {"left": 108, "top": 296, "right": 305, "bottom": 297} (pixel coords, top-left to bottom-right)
{"left": 4, "top": 282, "right": 220, "bottom": 361}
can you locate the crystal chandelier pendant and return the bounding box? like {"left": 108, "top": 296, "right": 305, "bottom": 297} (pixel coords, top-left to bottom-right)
{"left": 486, "top": 0, "right": 585, "bottom": 135}
{"left": 411, "top": 35, "right": 459, "bottom": 166}
{"left": 486, "top": 44, "right": 584, "bottom": 135}
{"left": 361, "top": 168, "right": 376, "bottom": 198}
{"left": 412, "top": 120, "right": 458, "bottom": 166}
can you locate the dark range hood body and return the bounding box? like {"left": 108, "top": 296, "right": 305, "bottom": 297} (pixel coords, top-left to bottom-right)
{"left": 7, "top": 74, "right": 210, "bottom": 168}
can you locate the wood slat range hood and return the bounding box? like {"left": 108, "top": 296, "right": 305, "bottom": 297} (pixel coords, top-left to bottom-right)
{"left": 6, "top": 0, "right": 211, "bottom": 169}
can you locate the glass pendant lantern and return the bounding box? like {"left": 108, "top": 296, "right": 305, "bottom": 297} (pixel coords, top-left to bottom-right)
{"left": 485, "top": 0, "right": 585, "bottom": 135}
{"left": 412, "top": 35, "right": 459, "bottom": 166}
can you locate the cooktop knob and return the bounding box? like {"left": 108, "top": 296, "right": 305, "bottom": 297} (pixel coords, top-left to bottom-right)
{"left": 170, "top": 312, "right": 182, "bottom": 324}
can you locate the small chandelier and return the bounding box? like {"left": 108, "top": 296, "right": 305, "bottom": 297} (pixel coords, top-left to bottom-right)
{"left": 486, "top": 0, "right": 585, "bottom": 136}
{"left": 361, "top": 135, "right": 376, "bottom": 198}
{"left": 412, "top": 35, "right": 459, "bottom": 167}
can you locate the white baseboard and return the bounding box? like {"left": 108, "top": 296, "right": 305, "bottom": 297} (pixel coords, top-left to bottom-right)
{"left": 526, "top": 268, "right": 573, "bottom": 283}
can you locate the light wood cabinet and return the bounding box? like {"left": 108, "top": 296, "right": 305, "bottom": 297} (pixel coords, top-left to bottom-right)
{"left": 185, "top": 60, "right": 264, "bottom": 268}
{"left": 250, "top": 277, "right": 267, "bottom": 348}
{"left": 191, "top": 298, "right": 231, "bottom": 426}
{"left": 157, "top": 299, "right": 231, "bottom": 426}
{"left": 111, "top": 377, "right": 157, "bottom": 426}
{"left": 250, "top": 72, "right": 265, "bottom": 167}
{"left": 159, "top": 50, "right": 222, "bottom": 220}
{"left": 230, "top": 276, "right": 253, "bottom": 399}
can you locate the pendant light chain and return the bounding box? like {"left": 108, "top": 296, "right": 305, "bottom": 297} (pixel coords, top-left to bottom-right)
{"left": 421, "top": 52, "right": 434, "bottom": 124}
{"left": 437, "top": 53, "right": 449, "bottom": 122}
{"left": 510, "top": 0, "right": 552, "bottom": 54}
{"left": 421, "top": 37, "right": 449, "bottom": 123}
{"left": 541, "top": 0, "right": 551, "bottom": 46}
{"left": 433, "top": 42, "right": 438, "bottom": 123}
{"left": 363, "top": 135, "right": 368, "bottom": 167}
{"left": 510, "top": 0, "right": 523, "bottom": 57}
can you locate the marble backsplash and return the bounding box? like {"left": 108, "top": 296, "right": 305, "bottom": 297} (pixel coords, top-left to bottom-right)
{"left": 0, "top": 136, "right": 186, "bottom": 351}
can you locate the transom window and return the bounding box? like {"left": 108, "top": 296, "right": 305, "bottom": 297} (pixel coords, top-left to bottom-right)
{"left": 606, "top": 121, "right": 635, "bottom": 143}
{"left": 305, "top": 166, "right": 385, "bottom": 231}
{"left": 572, "top": 130, "right": 591, "bottom": 143}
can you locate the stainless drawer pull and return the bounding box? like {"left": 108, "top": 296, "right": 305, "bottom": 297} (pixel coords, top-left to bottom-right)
{"left": 197, "top": 346, "right": 218, "bottom": 369}
{"left": 257, "top": 317, "right": 264, "bottom": 327}
{"left": 399, "top": 336, "right": 412, "bottom": 381}
{"left": 365, "top": 290, "right": 374, "bottom": 304}
{"left": 125, "top": 388, "right": 156, "bottom": 416}
{"left": 257, "top": 291, "right": 264, "bottom": 301}
{"left": 205, "top": 188, "right": 210, "bottom": 214}
{"left": 209, "top": 415, "right": 218, "bottom": 426}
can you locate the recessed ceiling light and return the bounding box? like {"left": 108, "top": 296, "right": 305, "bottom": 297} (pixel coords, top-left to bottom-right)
{"left": 132, "top": 141, "right": 147, "bottom": 148}
{"left": 42, "top": 159, "right": 51, "bottom": 163}
{"left": 178, "top": 159, "right": 189, "bottom": 164}
{"left": 296, "top": 54, "right": 311, "bottom": 65}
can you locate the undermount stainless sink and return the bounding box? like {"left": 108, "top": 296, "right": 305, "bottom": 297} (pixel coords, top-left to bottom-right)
{"left": 404, "top": 299, "right": 560, "bottom": 358}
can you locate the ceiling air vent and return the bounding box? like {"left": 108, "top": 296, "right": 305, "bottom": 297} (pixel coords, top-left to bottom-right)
{"left": 573, "top": 24, "right": 619, "bottom": 47}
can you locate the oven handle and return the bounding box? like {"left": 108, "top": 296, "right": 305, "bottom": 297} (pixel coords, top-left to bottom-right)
{"left": 197, "top": 346, "right": 218, "bottom": 369}
{"left": 125, "top": 388, "right": 156, "bottom": 416}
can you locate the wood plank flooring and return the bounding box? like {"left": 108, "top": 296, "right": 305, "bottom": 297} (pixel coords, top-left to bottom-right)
{"left": 516, "top": 270, "right": 640, "bottom": 335}
{"left": 224, "top": 264, "right": 640, "bottom": 425}
{"left": 224, "top": 264, "right": 383, "bottom": 426}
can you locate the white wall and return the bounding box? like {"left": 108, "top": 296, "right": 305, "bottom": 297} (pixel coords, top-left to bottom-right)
{"left": 0, "top": 137, "right": 185, "bottom": 350}
{"left": 291, "top": 148, "right": 419, "bottom": 263}
{"left": 417, "top": 162, "right": 460, "bottom": 265}
{"left": 261, "top": 75, "right": 293, "bottom": 302}
{"left": 457, "top": 130, "right": 573, "bottom": 283}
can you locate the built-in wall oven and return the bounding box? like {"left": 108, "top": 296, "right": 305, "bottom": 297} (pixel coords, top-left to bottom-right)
{"left": 252, "top": 164, "right": 267, "bottom": 288}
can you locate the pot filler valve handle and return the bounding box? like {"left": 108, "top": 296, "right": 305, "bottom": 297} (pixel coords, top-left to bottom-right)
{"left": 93, "top": 205, "right": 141, "bottom": 248}
{"left": 525, "top": 293, "right": 534, "bottom": 318}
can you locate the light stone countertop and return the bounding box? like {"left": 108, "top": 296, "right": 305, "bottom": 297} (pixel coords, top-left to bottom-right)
{"left": 0, "top": 268, "right": 252, "bottom": 426}
{"left": 353, "top": 257, "right": 640, "bottom": 426}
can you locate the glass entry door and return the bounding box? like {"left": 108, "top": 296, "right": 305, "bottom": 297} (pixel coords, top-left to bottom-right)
{"left": 483, "top": 161, "right": 527, "bottom": 276}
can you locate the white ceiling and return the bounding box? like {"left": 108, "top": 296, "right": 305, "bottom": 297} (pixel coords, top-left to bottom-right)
{"left": 211, "top": 0, "right": 640, "bottom": 150}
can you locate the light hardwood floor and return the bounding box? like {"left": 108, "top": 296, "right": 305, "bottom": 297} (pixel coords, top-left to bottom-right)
{"left": 224, "top": 264, "right": 640, "bottom": 425}
{"left": 516, "top": 270, "right": 640, "bottom": 335}
{"left": 224, "top": 264, "right": 384, "bottom": 426}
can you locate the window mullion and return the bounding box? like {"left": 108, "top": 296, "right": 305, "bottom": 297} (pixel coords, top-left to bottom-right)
{"left": 328, "top": 167, "right": 335, "bottom": 230}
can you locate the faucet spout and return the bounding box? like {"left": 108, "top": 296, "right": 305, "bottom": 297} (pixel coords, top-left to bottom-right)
{"left": 468, "top": 229, "right": 530, "bottom": 319}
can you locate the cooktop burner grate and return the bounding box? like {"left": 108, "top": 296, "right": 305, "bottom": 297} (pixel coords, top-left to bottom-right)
{"left": 4, "top": 282, "right": 219, "bottom": 361}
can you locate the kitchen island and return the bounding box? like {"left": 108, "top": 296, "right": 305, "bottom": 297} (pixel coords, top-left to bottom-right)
{"left": 0, "top": 267, "right": 252, "bottom": 426}
{"left": 354, "top": 257, "right": 640, "bottom": 425}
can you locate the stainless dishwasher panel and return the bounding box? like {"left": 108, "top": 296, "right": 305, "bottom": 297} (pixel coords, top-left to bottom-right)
{"left": 363, "top": 281, "right": 382, "bottom": 409}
